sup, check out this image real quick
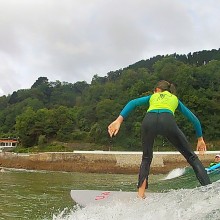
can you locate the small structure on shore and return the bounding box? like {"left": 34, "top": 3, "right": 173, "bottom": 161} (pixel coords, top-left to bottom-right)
{"left": 0, "top": 138, "right": 19, "bottom": 152}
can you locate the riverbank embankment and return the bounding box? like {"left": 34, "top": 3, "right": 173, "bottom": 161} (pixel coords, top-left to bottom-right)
{"left": 0, "top": 151, "right": 219, "bottom": 174}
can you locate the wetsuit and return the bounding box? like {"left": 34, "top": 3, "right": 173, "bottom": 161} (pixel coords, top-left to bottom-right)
{"left": 209, "top": 162, "right": 218, "bottom": 167}
{"left": 120, "top": 91, "right": 211, "bottom": 188}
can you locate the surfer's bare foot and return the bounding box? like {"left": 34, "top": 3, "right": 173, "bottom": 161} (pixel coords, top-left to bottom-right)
{"left": 137, "top": 194, "right": 146, "bottom": 199}
{"left": 137, "top": 179, "right": 147, "bottom": 199}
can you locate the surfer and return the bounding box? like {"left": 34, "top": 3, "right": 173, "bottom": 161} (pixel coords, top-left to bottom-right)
{"left": 108, "top": 80, "right": 211, "bottom": 199}
{"left": 209, "top": 154, "right": 220, "bottom": 167}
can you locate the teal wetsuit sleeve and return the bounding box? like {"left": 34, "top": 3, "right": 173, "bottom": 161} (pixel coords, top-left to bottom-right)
{"left": 120, "top": 95, "right": 151, "bottom": 118}
{"left": 177, "top": 100, "right": 202, "bottom": 137}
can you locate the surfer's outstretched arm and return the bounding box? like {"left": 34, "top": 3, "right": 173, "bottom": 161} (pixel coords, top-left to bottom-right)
{"left": 108, "top": 96, "right": 150, "bottom": 138}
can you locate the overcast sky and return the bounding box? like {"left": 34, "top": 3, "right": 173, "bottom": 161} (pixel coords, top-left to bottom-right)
{"left": 0, "top": 0, "right": 219, "bottom": 96}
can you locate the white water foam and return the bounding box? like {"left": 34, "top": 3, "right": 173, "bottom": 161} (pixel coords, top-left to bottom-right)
{"left": 53, "top": 181, "right": 220, "bottom": 220}
{"left": 164, "top": 168, "right": 186, "bottom": 180}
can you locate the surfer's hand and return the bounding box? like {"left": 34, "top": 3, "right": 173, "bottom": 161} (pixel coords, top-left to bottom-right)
{"left": 108, "top": 116, "right": 123, "bottom": 137}
{"left": 196, "top": 137, "right": 207, "bottom": 155}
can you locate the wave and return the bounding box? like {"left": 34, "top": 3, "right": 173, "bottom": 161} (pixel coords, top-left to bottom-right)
{"left": 53, "top": 181, "right": 220, "bottom": 220}
{"left": 163, "top": 167, "right": 186, "bottom": 180}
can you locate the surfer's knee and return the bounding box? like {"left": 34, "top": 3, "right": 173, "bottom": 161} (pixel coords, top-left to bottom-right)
{"left": 140, "top": 156, "right": 152, "bottom": 168}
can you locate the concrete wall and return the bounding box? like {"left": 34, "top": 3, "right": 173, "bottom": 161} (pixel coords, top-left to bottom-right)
{"left": 0, "top": 151, "right": 219, "bottom": 174}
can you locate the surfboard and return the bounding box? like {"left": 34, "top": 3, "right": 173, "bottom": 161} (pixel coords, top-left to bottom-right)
{"left": 70, "top": 190, "right": 149, "bottom": 207}
{"left": 206, "top": 163, "right": 220, "bottom": 173}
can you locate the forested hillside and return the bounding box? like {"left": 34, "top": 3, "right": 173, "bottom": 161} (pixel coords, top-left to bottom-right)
{"left": 0, "top": 48, "right": 220, "bottom": 150}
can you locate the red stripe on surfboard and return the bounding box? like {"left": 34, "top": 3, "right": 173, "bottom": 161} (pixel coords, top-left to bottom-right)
{"left": 95, "top": 191, "right": 111, "bottom": 200}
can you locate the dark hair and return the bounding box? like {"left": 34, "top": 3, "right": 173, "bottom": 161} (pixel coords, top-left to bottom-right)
{"left": 155, "top": 80, "right": 176, "bottom": 94}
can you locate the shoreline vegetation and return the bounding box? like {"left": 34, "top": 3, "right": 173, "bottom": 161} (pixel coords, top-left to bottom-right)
{"left": 1, "top": 146, "right": 219, "bottom": 174}
{"left": 11, "top": 139, "right": 220, "bottom": 154}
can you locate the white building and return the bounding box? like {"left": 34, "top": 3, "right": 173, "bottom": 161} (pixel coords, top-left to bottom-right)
{"left": 0, "top": 138, "right": 19, "bottom": 151}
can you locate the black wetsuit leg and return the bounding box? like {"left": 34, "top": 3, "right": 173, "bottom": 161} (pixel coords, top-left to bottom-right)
{"left": 158, "top": 113, "right": 211, "bottom": 186}
{"left": 137, "top": 113, "right": 157, "bottom": 188}
{"left": 138, "top": 112, "right": 211, "bottom": 189}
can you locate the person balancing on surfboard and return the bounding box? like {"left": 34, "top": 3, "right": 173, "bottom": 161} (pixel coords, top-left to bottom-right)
{"left": 108, "top": 80, "right": 211, "bottom": 199}
{"left": 209, "top": 154, "right": 220, "bottom": 167}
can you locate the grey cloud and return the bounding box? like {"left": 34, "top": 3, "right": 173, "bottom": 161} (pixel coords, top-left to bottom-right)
{"left": 0, "top": 0, "right": 219, "bottom": 96}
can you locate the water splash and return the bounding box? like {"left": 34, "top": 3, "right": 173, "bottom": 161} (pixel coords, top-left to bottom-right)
{"left": 164, "top": 168, "right": 186, "bottom": 180}
{"left": 53, "top": 181, "right": 220, "bottom": 220}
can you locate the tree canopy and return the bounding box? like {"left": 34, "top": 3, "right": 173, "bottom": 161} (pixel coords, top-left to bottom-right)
{"left": 1, "top": 48, "right": 220, "bottom": 150}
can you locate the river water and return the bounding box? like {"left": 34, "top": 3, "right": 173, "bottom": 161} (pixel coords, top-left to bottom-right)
{"left": 0, "top": 167, "right": 219, "bottom": 220}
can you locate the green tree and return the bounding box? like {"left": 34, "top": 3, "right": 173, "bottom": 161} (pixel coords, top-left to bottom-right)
{"left": 15, "top": 107, "right": 37, "bottom": 147}
{"left": 0, "top": 48, "right": 219, "bottom": 149}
